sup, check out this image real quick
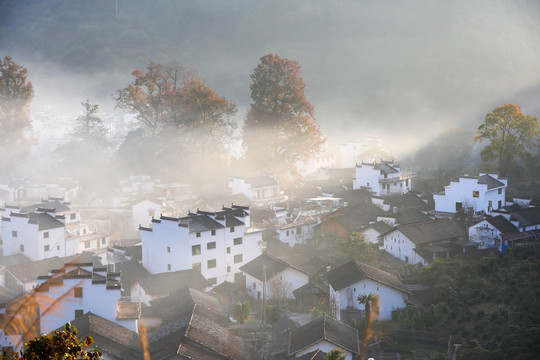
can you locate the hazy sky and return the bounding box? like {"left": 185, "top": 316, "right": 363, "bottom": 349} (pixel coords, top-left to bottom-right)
{"left": 4, "top": 0, "right": 540, "bottom": 156}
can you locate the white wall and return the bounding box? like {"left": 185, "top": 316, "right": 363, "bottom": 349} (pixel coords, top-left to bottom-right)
{"left": 295, "top": 340, "right": 354, "bottom": 360}
{"left": 335, "top": 278, "right": 408, "bottom": 321}
{"left": 132, "top": 200, "right": 161, "bottom": 231}
{"left": 382, "top": 230, "right": 428, "bottom": 266}
{"left": 434, "top": 174, "right": 506, "bottom": 213}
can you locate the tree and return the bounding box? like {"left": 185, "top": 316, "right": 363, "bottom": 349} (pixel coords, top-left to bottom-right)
{"left": 73, "top": 100, "right": 107, "bottom": 144}
{"left": 114, "top": 61, "right": 238, "bottom": 182}
{"left": 325, "top": 348, "right": 347, "bottom": 360}
{"left": 233, "top": 301, "right": 251, "bottom": 324}
{"left": 0, "top": 56, "right": 34, "bottom": 174}
{"left": 0, "top": 323, "right": 103, "bottom": 360}
{"left": 243, "top": 54, "right": 324, "bottom": 179}
{"left": 474, "top": 104, "right": 539, "bottom": 176}
{"left": 357, "top": 293, "right": 376, "bottom": 319}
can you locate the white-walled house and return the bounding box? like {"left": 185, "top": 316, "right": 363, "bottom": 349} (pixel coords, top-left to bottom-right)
{"left": 132, "top": 199, "right": 162, "bottom": 231}
{"left": 325, "top": 260, "right": 410, "bottom": 321}
{"left": 275, "top": 220, "right": 317, "bottom": 247}
{"left": 338, "top": 141, "right": 367, "bottom": 168}
{"left": 381, "top": 218, "right": 466, "bottom": 265}
{"left": 469, "top": 215, "right": 520, "bottom": 252}
{"left": 433, "top": 173, "right": 507, "bottom": 214}
{"left": 240, "top": 253, "right": 310, "bottom": 301}
{"left": 140, "top": 205, "right": 262, "bottom": 286}
{"left": 34, "top": 262, "right": 138, "bottom": 334}
{"left": 353, "top": 161, "right": 412, "bottom": 196}
{"left": 287, "top": 314, "right": 360, "bottom": 360}
{"left": 228, "top": 175, "right": 284, "bottom": 207}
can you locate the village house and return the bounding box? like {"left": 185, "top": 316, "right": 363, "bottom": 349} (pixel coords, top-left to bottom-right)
{"left": 325, "top": 260, "right": 410, "bottom": 321}
{"left": 228, "top": 174, "right": 284, "bottom": 207}
{"left": 240, "top": 252, "right": 310, "bottom": 301}
{"left": 139, "top": 205, "right": 263, "bottom": 286}
{"left": 353, "top": 160, "right": 412, "bottom": 197}
{"left": 34, "top": 262, "right": 139, "bottom": 334}
{"left": 468, "top": 215, "right": 521, "bottom": 252}
{"left": 275, "top": 219, "right": 317, "bottom": 247}
{"left": 380, "top": 218, "right": 466, "bottom": 265}
{"left": 1, "top": 200, "right": 109, "bottom": 261}
{"left": 433, "top": 173, "right": 507, "bottom": 214}
{"left": 318, "top": 202, "right": 388, "bottom": 239}
{"left": 287, "top": 314, "right": 360, "bottom": 360}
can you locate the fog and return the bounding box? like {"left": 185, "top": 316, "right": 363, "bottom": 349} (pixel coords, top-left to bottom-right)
{"left": 2, "top": 0, "right": 540, "bottom": 158}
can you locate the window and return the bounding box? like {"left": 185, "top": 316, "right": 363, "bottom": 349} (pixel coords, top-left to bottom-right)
{"left": 148, "top": 209, "right": 155, "bottom": 217}
{"left": 455, "top": 202, "right": 462, "bottom": 211}
{"left": 227, "top": 247, "right": 231, "bottom": 254}
{"left": 473, "top": 190, "right": 479, "bottom": 198}
{"left": 44, "top": 245, "right": 50, "bottom": 252}
{"left": 488, "top": 200, "right": 493, "bottom": 210}
{"left": 230, "top": 226, "right": 235, "bottom": 232}
{"left": 70, "top": 213, "right": 76, "bottom": 220}
{"left": 74, "top": 287, "right": 83, "bottom": 298}
{"left": 85, "top": 241, "right": 90, "bottom": 248}
{"left": 57, "top": 245, "right": 60, "bottom": 250}
{"left": 192, "top": 245, "right": 201, "bottom": 255}
{"left": 234, "top": 254, "right": 243, "bottom": 263}
{"left": 208, "top": 277, "right": 217, "bottom": 285}
{"left": 233, "top": 237, "right": 242, "bottom": 245}
{"left": 405, "top": 256, "right": 409, "bottom": 264}
{"left": 75, "top": 309, "right": 84, "bottom": 318}
{"left": 196, "top": 232, "right": 201, "bottom": 238}
{"left": 211, "top": 229, "right": 216, "bottom": 236}
{"left": 498, "top": 200, "right": 502, "bottom": 209}
{"left": 207, "top": 242, "right": 216, "bottom": 250}
{"left": 192, "top": 262, "right": 201, "bottom": 272}
{"left": 12, "top": 231, "right": 17, "bottom": 238}
{"left": 227, "top": 266, "right": 231, "bottom": 273}
{"left": 498, "top": 188, "right": 502, "bottom": 194}
{"left": 167, "top": 246, "right": 171, "bottom": 253}
{"left": 44, "top": 232, "right": 49, "bottom": 239}
{"left": 168, "top": 264, "right": 171, "bottom": 271}
{"left": 286, "top": 231, "right": 289, "bottom": 237}
{"left": 101, "top": 237, "right": 106, "bottom": 245}
{"left": 20, "top": 245, "right": 24, "bottom": 252}
{"left": 207, "top": 259, "right": 216, "bottom": 269}
{"left": 297, "top": 227, "right": 302, "bottom": 234}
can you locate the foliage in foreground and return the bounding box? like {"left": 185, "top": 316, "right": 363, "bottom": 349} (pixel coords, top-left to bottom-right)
{"left": 1, "top": 323, "right": 102, "bottom": 360}
{"left": 393, "top": 249, "right": 540, "bottom": 359}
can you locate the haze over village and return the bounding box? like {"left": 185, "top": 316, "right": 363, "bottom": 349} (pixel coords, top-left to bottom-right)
{"left": 0, "top": 1, "right": 539, "bottom": 359}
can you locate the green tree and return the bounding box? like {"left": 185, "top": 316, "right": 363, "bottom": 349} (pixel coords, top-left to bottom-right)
{"left": 357, "top": 293, "right": 376, "bottom": 319}
{"left": 73, "top": 100, "right": 107, "bottom": 144}
{"left": 0, "top": 56, "right": 34, "bottom": 174}
{"left": 0, "top": 323, "right": 103, "bottom": 360}
{"left": 325, "top": 348, "right": 346, "bottom": 360}
{"left": 243, "top": 54, "right": 324, "bottom": 180}
{"left": 233, "top": 301, "right": 251, "bottom": 324}
{"left": 474, "top": 104, "right": 539, "bottom": 176}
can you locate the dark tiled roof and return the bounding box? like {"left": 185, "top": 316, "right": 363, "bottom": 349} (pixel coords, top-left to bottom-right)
{"left": 383, "top": 192, "right": 429, "bottom": 210}
{"left": 391, "top": 218, "right": 465, "bottom": 245}
{"left": 393, "top": 209, "right": 431, "bottom": 225}
{"left": 295, "top": 349, "right": 328, "bottom": 360}
{"left": 288, "top": 315, "right": 359, "bottom": 356}
{"left": 486, "top": 215, "right": 519, "bottom": 233}
{"left": 362, "top": 221, "right": 393, "bottom": 234}
{"left": 10, "top": 212, "right": 64, "bottom": 230}
{"left": 240, "top": 253, "right": 305, "bottom": 281}
{"left": 183, "top": 304, "right": 244, "bottom": 359}
{"left": 477, "top": 174, "right": 505, "bottom": 189}
{"left": 150, "top": 287, "right": 225, "bottom": 325}
{"left": 511, "top": 207, "right": 540, "bottom": 227}
{"left": 68, "top": 312, "right": 141, "bottom": 360}
{"left": 20, "top": 200, "right": 71, "bottom": 213}
{"left": 0, "top": 254, "right": 31, "bottom": 267}
{"left": 329, "top": 203, "right": 388, "bottom": 232}
{"left": 136, "top": 269, "right": 208, "bottom": 295}
{"left": 370, "top": 161, "right": 399, "bottom": 174}
{"left": 325, "top": 259, "right": 409, "bottom": 293}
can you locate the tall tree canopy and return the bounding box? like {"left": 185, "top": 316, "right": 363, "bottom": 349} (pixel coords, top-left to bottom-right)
{"left": 0, "top": 56, "right": 34, "bottom": 174}
{"left": 243, "top": 54, "right": 324, "bottom": 179}
{"left": 474, "top": 104, "right": 539, "bottom": 177}
{"left": 114, "top": 61, "right": 237, "bottom": 183}
{"left": 73, "top": 100, "right": 107, "bottom": 144}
